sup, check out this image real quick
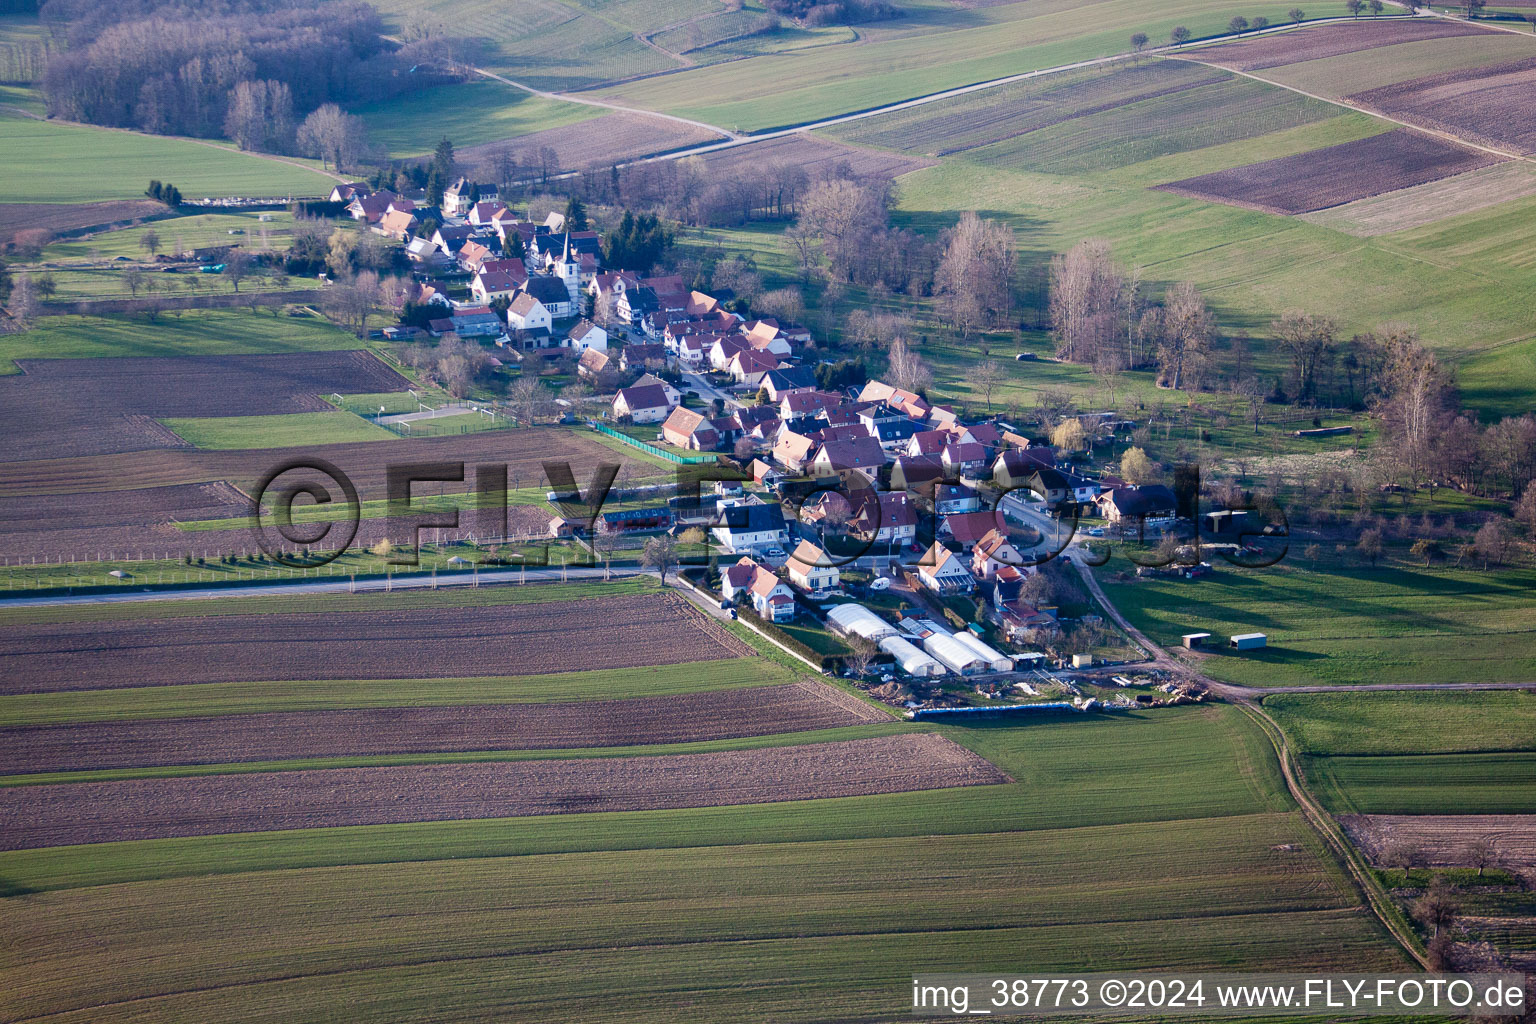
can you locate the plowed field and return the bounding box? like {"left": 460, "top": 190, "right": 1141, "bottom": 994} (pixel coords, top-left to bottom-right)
{"left": 1191, "top": 20, "right": 1490, "bottom": 72}
{"left": 0, "top": 733, "right": 1006, "bottom": 849}
{"left": 1156, "top": 129, "right": 1502, "bottom": 214}
{"left": 0, "top": 351, "right": 407, "bottom": 462}
{"left": 0, "top": 592, "right": 752, "bottom": 693}
{"left": 1352, "top": 56, "right": 1536, "bottom": 156}
{"left": 0, "top": 681, "right": 889, "bottom": 772}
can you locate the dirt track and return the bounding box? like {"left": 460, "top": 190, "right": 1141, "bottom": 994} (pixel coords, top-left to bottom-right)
{"left": 0, "top": 681, "right": 889, "bottom": 773}
{"left": 0, "top": 592, "right": 752, "bottom": 693}
{"left": 0, "top": 733, "right": 1006, "bottom": 849}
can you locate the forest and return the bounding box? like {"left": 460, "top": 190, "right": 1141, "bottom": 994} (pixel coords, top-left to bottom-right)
{"left": 36, "top": 0, "right": 460, "bottom": 147}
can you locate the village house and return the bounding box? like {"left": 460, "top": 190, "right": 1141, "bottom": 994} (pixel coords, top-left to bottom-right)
{"left": 376, "top": 207, "right": 418, "bottom": 241}
{"left": 1096, "top": 484, "right": 1179, "bottom": 533}
{"left": 941, "top": 441, "right": 988, "bottom": 478}
{"left": 709, "top": 335, "right": 751, "bottom": 372}
{"left": 809, "top": 436, "right": 886, "bottom": 484}
{"left": 748, "top": 458, "right": 783, "bottom": 486}
{"left": 612, "top": 383, "right": 676, "bottom": 424}
{"left": 675, "top": 334, "right": 709, "bottom": 368}
{"left": 771, "top": 431, "right": 818, "bottom": 475}
{"left": 467, "top": 200, "right": 508, "bottom": 226}
{"left": 348, "top": 189, "right": 398, "bottom": 224}
{"left": 432, "top": 224, "right": 474, "bottom": 259}
{"left": 565, "top": 319, "right": 607, "bottom": 353}
{"left": 890, "top": 455, "right": 945, "bottom": 494}
{"left": 933, "top": 483, "right": 980, "bottom": 516}
{"left": 972, "top": 528, "right": 1025, "bottom": 581}
{"left": 577, "top": 347, "right": 611, "bottom": 379}
{"left": 712, "top": 502, "right": 788, "bottom": 555}
{"left": 505, "top": 292, "right": 551, "bottom": 333}
{"left": 727, "top": 349, "right": 779, "bottom": 383}
{"left": 1025, "top": 467, "right": 1099, "bottom": 511}
{"left": 661, "top": 407, "right": 715, "bottom": 450}
{"left": 405, "top": 236, "right": 448, "bottom": 269}
{"left": 786, "top": 540, "right": 840, "bottom": 596}
{"left": 748, "top": 564, "right": 797, "bottom": 622}
{"left": 761, "top": 366, "right": 818, "bottom": 402}
{"left": 850, "top": 491, "right": 917, "bottom": 547}
{"left": 620, "top": 344, "right": 667, "bottom": 373}
{"left": 720, "top": 558, "right": 758, "bottom": 604}
{"left": 477, "top": 258, "right": 528, "bottom": 288}
{"left": 330, "top": 181, "right": 368, "bottom": 203}
{"left": 992, "top": 448, "right": 1057, "bottom": 490}
{"left": 778, "top": 390, "right": 843, "bottom": 422}
{"left": 441, "top": 178, "right": 497, "bottom": 218}
{"left": 428, "top": 308, "right": 502, "bottom": 339}
{"left": 942, "top": 509, "right": 1007, "bottom": 549}
{"left": 917, "top": 542, "right": 976, "bottom": 594}
{"left": 858, "top": 380, "right": 930, "bottom": 420}
{"left": 522, "top": 276, "right": 576, "bottom": 320}
{"left": 471, "top": 270, "right": 520, "bottom": 305}
{"left": 457, "top": 238, "right": 496, "bottom": 274}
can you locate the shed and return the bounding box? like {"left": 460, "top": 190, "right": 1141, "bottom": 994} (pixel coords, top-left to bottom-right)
{"left": 950, "top": 632, "right": 1013, "bottom": 672}
{"left": 1013, "top": 652, "right": 1047, "bottom": 668}
{"left": 1230, "top": 632, "right": 1267, "bottom": 651}
{"left": 825, "top": 603, "right": 898, "bottom": 643}
{"left": 879, "top": 636, "right": 944, "bottom": 678}
{"left": 923, "top": 633, "right": 987, "bottom": 675}
{"left": 1071, "top": 653, "right": 1094, "bottom": 668}
{"left": 1182, "top": 632, "right": 1212, "bottom": 649}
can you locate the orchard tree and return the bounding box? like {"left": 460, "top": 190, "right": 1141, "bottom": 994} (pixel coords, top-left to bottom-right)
{"left": 1130, "top": 31, "right": 1149, "bottom": 53}
{"left": 139, "top": 230, "right": 161, "bottom": 258}
{"left": 1171, "top": 24, "right": 1192, "bottom": 44}
{"left": 1229, "top": 15, "right": 1249, "bottom": 34}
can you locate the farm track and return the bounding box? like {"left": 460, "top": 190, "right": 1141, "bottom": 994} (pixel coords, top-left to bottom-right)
{"left": 0, "top": 681, "right": 885, "bottom": 774}
{"left": 0, "top": 592, "right": 751, "bottom": 693}
{"left": 0, "top": 733, "right": 1006, "bottom": 850}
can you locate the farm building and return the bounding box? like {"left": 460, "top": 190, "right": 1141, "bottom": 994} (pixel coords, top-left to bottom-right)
{"left": 951, "top": 632, "right": 1013, "bottom": 673}
{"left": 598, "top": 506, "right": 673, "bottom": 534}
{"left": 923, "top": 633, "right": 987, "bottom": 676}
{"left": 1183, "top": 632, "right": 1212, "bottom": 649}
{"left": 879, "top": 636, "right": 944, "bottom": 677}
{"left": 826, "top": 603, "right": 898, "bottom": 643}
{"left": 1230, "top": 632, "right": 1268, "bottom": 651}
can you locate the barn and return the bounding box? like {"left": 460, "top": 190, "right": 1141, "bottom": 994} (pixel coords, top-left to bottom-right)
{"left": 878, "top": 636, "right": 944, "bottom": 678}
{"left": 1230, "top": 632, "right": 1267, "bottom": 651}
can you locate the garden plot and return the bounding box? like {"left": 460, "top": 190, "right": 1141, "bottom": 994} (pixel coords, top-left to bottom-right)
{"left": 0, "top": 592, "right": 752, "bottom": 693}
{"left": 0, "top": 733, "right": 1006, "bottom": 849}
{"left": 0, "top": 681, "right": 889, "bottom": 773}
{"left": 1156, "top": 129, "right": 1502, "bottom": 214}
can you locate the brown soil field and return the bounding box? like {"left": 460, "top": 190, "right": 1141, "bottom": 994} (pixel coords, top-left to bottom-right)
{"left": 0, "top": 481, "right": 251, "bottom": 560}
{"left": 1341, "top": 814, "right": 1536, "bottom": 868}
{"left": 1351, "top": 55, "right": 1536, "bottom": 155}
{"left": 0, "top": 733, "right": 1005, "bottom": 849}
{"left": 1155, "top": 129, "right": 1502, "bottom": 214}
{"left": 1191, "top": 20, "right": 1491, "bottom": 72}
{"left": 458, "top": 111, "right": 720, "bottom": 174}
{"left": 0, "top": 426, "right": 651, "bottom": 498}
{"left": 0, "top": 351, "right": 408, "bottom": 462}
{"left": 701, "top": 135, "right": 935, "bottom": 180}
{"left": 0, "top": 200, "right": 167, "bottom": 247}
{"left": 0, "top": 592, "right": 751, "bottom": 693}
{"left": 0, "top": 681, "right": 889, "bottom": 773}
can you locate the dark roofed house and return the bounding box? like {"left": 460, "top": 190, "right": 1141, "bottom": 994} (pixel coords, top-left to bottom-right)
{"left": 612, "top": 383, "right": 675, "bottom": 424}
{"left": 522, "top": 275, "right": 575, "bottom": 317}
{"left": 762, "top": 366, "right": 818, "bottom": 402}
{"left": 1097, "top": 484, "right": 1178, "bottom": 532}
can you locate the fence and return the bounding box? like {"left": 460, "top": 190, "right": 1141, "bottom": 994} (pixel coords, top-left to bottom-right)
{"left": 589, "top": 423, "right": 721, "bottom": 465}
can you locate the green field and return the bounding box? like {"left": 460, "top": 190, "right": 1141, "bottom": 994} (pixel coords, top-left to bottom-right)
{"left": 160, "top": 411, "right": 396, "bottom": 449}
{"left": 41, "top": 210, "right": 303, "bottom": 261}
{"left": 1097, "top": 560, "right": 1536, "bottom": 688}
{"left": 0, "top": 310, "right": 366, "bottom": 371}
{"left": 592, "top": 0, "right": 1354, "bottom": 131}
{"left": 0, "top": 111, "right": 334, "bottom": 204}
{"left": 1264, "top": 691, "right": 1536, "bottom": 814}
{"left": 352, "top": 79, "right": 598, "bottom": 158}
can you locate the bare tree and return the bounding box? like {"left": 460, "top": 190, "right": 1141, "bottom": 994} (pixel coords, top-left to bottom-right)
{"left": 1357, "top": 527, "right": 1383, "bottom": 566}
{"left": 1273, "top": 311, "right": 1337, "bottom": 404}
{"left": 935, "top": 211, "right": 1016, "bottom": 338}
{"left": 122, "top": 266, "right": 146, "bottom": 297}
{"left": 886, "top": 336, "right": 932, "bottom": 394}
{"left": 1049, "top": 238, "right": 1124, "bottom": 365}
{"left": 1157, "top": 281, "right": 1213, "bottom": 391}
{"left": 966, "top": 359, "right": 1004, "bottom": 412}
{"left": 138, "top": 230, "right": 161, "bottom": 258}
{"left": 224, "top": 249, "right": 252, "bottom": 293}
{"left": 1473, "top": 519, "right": 1507, "bottom": 569}
{"left": 1411, "top": 877, "right": 1458, "bottom": 938}
{"left": 642, "top": 534, "right": 679, "bottom": 582}
{"left": 297, "top": 104, "right": 369, "bottom": 171}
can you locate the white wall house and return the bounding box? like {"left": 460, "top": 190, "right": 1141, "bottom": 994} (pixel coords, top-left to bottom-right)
{"left": 506, "top": 293, "right": 551, "bottom": 332}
